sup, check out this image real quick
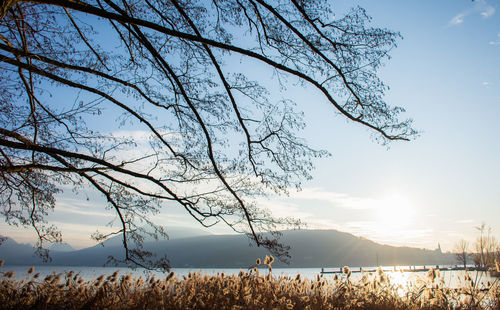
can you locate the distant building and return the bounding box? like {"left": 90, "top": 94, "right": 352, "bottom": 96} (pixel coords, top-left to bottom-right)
{"left": 435, "top": 243, "right": 442, "bottom": 253}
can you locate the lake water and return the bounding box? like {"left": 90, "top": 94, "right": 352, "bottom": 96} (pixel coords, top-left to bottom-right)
{"left": 2, "top": 265, "right": 498, "bottom": 289}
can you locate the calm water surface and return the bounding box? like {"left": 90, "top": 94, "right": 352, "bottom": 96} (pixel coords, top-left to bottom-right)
{"left": 2, "top": 265, "right": 498, "bottom": 289}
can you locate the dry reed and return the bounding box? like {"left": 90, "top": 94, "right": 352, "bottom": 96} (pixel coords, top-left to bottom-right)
{"left": 0, "top": 264, "right": 498, "bottom": 309}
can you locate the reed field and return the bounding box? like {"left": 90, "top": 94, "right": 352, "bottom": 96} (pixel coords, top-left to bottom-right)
{"left": 0, "top": 259, "right": 499, "bottom": 310}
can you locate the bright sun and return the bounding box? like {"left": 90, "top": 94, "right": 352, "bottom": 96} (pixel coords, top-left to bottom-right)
{"left": 375, "top": 193, "right": 416, "bottom": 228}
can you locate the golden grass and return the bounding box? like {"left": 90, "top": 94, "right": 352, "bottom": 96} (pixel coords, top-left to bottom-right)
{"left": 0, "top": 266, "right": 499, "bottom": 310}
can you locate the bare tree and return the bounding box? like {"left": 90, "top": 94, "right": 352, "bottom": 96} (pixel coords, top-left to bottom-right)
{"left": 0, "top": 0, "right": 416, "bottom": 269}
{"left": 472, "top": 223, "right": 499, "bottom": 269}
{"left": 454, "top": 239, "right": 469, "bottom": 269}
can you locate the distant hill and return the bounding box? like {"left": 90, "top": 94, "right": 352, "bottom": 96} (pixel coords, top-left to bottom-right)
{"left": 0, "top": 229, "right": 456, "bottom": 268}
{"left": 0, "top": 237, "right": 41, "bottom": 264}
{"left": 49, "top": 242, "right": 75, "bottom": 252}
{"left": 98, "top": 226, "right": 213, "bottom": 247}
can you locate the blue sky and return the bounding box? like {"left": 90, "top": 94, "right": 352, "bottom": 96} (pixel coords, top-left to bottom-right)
{"left": 293, "top": 0, "right": 500, "bottom": 250}
{"left": 3, "top": 0, "right": 500, "bottom": 252}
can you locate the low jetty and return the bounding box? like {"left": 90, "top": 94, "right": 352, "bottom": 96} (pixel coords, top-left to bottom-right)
{"left": 320, "top": 265, "right": 489, "bottom": 274}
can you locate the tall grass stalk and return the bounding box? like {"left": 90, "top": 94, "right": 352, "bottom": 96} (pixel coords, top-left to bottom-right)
{"left": 0, "top": 266, "right": 499, "bottom": 309}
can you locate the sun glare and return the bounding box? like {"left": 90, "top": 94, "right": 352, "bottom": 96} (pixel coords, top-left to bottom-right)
{"left": 375, "top": 193, "right": 416, "bottom": 228}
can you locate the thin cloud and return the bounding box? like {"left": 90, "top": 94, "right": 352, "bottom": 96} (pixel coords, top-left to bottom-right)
{"left": 490, "top": 33, "right": 500, "bottom": 45}
{"left": 449, "top": 13, "right": 465, "bottom": 26}
{"left": 448, "top": 1, "right": 495, "bottom": 26}
{"left": 256, "top": 198, "right": 314, "bottom": 219}
{"left": 481, "top": 6, "right": 495, "bottom": 18}
{"left": 289, "top": 187, "right": 378, "bottom": 210}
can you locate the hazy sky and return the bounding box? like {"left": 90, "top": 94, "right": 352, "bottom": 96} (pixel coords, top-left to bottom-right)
{"left": 3, "top": 0, "right": 500, "bottom": 252}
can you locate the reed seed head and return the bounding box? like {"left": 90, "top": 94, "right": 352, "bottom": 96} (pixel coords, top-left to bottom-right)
{"left": 264, "top": 255, "right": 270, "bottom": 265}
{"left": 426, "top": 268, "right": 436, "bottom": 282}
{"left": 343, "top": 266, "right": 351, "bottom": 278}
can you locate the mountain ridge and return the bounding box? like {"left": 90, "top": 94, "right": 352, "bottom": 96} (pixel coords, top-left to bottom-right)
{"left": 0, "top": 229, "right": 456, "bottom": 268}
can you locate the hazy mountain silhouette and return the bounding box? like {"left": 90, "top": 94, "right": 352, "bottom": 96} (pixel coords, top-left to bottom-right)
{"left": 49, "top": 242, "right": 75, "bottom": 252}
{"left": 0, "top": 237, "right": 41, "bottom": 264}
{"left": 0, "top": 229, "right": 455, "bottom": 268}
{"left": 97, "top": 226, "right": 213, "bottom": 247}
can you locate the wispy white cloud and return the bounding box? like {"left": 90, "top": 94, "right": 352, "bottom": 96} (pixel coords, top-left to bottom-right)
{"left": 258, "top": 199, "right": 314, "bottom": 219}
{"left": 0, "top": 220, "right": 116, "bottom": 249}
{"left": 449, "top": 13, "right": 466, "bottom": 26}
{"left": 288, "top": 187, "right": 378, "bottom": 210}
{"left": 49, "top": 221, "right": 118, "bottom": 248}
{"left": 490, "top": 33, "right": 500, "bottom": 45}
{"left": 481, "top": 6, "right": 495, "bottom": 18}
{"left": 448, "top": 1, "right": 495, "bottom": 26}
{"left": 0, "top": 223, "right": 37, "bottom": 245}
{"left": 55, "top": 197, "right": 114, "bottom": 218}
